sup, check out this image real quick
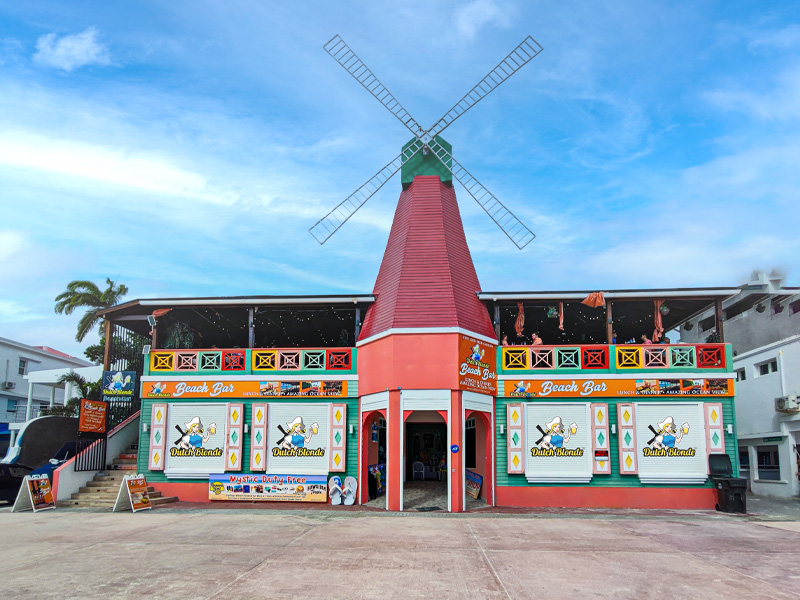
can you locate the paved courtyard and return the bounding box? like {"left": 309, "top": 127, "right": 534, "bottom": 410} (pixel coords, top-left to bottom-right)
{"left": 2, "top": 499, "right": 800, "bottom": 599}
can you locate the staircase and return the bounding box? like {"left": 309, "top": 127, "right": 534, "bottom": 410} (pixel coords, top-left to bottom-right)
{"left": 57, "top": 446, "right": 178, "bottom": 508}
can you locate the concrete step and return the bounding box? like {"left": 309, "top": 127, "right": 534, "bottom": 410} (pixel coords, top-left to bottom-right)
{"left": 113, "top": 457, "right": 137, "bottom": 465}
{"left": 70, "top": 490, "right": 163, "bottom": 501}
{"left": 79, "top": 485, "right": 161, "bottom": 495}
{"left": 109, "top": 464, "right": 137, "bottom": 470}
{"left": 118, "top": 453, "right": 137, "bottom": 460}
{"left": 57, "top": 494, "right": 176, "bottom": 508}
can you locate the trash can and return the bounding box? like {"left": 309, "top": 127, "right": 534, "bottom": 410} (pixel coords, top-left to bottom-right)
{"left": 708, "top": 453, "right": 747, "bottom": 514}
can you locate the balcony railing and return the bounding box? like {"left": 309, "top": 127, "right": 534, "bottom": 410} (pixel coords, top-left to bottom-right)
{"left": 145, "top": 347, "right": 356, "bottom": 375}
{"left": 499, "top": 343, "right": 728, "bottom": 373}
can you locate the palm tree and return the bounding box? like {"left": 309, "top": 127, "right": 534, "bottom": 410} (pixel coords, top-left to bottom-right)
{"left": 41, "top": 372, "right": 102, "bottom": 417}
{"left": 54, "top": 278, "right": 129, "bottom": 342}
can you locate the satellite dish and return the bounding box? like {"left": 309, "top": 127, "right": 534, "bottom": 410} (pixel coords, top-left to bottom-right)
{"left": 310, "top": 34, "right": 543, "bottom": 250}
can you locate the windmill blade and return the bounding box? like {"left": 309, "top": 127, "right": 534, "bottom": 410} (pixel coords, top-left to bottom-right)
{"left": 324, "top": 34, "right": 425, "bottom": 139}
{"left": 426, "top": 36, "right": 543, "bottom": 141}
{"left": 427, "top": 139, "right": 535, "bottom": 250}
{"left": 309, "top": 139, "right": 424, "bottom": 244}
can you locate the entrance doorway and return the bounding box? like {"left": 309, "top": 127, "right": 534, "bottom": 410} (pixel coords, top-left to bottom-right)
{"left": 464, "top": 411, "right": 492, "bottom": 507}
{"left": 404, "top": 411, "right": 447, "bottom": 510}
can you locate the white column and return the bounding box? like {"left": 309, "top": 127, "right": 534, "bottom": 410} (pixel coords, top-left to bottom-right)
{"left": 9, "top": 429, "right": 16, "bottom": 448}
{"left": 49, "top": 386, "right": 56, "bottom": 408}
{"left": 64, "top": 382, "right": 72, "bottom": 406}
{"left": 748, "top": 445, "right": 758, "bottom": 485}
{"left": 25, "top": 382, "right": 34, "bottom": 421}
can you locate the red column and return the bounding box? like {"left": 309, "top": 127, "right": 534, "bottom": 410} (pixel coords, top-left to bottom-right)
{"left": 449, "top": 390, "right": 464, "bottom": 512}
{"left": 387, "top": 389, "right": 402, "bottom": 511}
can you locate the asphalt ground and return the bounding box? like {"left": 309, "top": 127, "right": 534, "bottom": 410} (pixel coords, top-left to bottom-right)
{"left": 2, "top": 494, "right": 800, "bottom": 600}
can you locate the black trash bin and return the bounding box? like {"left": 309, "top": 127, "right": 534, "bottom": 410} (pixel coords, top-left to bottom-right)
{"left": 708, "top": 453, "right": 747, "bottom": 513}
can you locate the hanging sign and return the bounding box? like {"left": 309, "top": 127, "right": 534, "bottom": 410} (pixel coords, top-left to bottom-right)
{"left": 144, "top": 379, "right": 347, "bottom": 399}
{"left": 208, "top": 473, "right": 327, "bottom": 502}
{"left": 113, "top": 474, "right": 152, "bottom": 512}
{"left": 458, "top": 335, "right": 497, "bottom": 395}
{"left": 465, "top": 470, "right": 483, "bottom": 499}
{"left": 12, "top": 475, "right": 56, "bottom": 513}
{"left": 78, "top": 399, "right": 107, "bottom": 433}
{"left": 103, "top": 370, "right": 137, "bottom": 397}
{"left": 505, "top": 378, "right": 733, "bottom": 399}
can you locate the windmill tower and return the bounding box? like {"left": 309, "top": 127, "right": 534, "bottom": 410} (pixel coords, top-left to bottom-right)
{"left": 313, "top": 35, "right": 543, "bottom": 511}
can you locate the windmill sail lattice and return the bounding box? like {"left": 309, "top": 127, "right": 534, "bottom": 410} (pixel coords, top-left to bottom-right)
{"left": 311, "top": 34, "right": 542, "bottom": 249}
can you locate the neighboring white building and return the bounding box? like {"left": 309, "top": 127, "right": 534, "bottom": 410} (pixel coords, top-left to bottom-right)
{"left": 733, "top": 336, "right": 800, "bottom": 498}
{"left": 0, "top": 337, "right": 91, "bottom": 425}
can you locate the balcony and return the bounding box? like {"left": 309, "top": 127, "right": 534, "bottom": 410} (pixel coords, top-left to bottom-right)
{"left": 498, "top": 343, "right": 730, "bottom": 374}
{"left": 144, "top": 347, "right": 356, "bottom": 376}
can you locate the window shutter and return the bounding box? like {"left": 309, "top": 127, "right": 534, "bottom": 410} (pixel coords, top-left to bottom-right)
{"left": 704, "top": 402, "right": 725, "bottom": 463}
{"left": 250, "top": 403, "right": 268, "bottom": 472}
{"left": 591, "top": 403, "right": 610, "bottom": 475}
{"left": 507, "top": 403, "right": 525, "bottom": 474}
{"left": 329, "top": 404, "right": 346, "bottom": 472}
{"left": 225, "top": 403, "right": 243, "bottom": 471}
{"left": 148, "top": 403, "right": 167, "bottom": 471}
{"left": 617, "top": 403, "right": 638, "bottom": 474}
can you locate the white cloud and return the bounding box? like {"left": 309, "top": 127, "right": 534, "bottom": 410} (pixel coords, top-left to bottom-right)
{"left": 0, "top": 230, "right": 26, "bottom": 261}
{"left": 703, "top": 64, "right": 800, "bottom": 122}
{"left": 33, "top": 27, "right": 111, "bottom": 72}
{"left": 0, "top": 300, "right": 47, "bottom": 323}
{"left": 454, "top": 0, "right": 511, "bottom": 40}
{"left": 746, "top": 24, "right": 800, "bottom": 51}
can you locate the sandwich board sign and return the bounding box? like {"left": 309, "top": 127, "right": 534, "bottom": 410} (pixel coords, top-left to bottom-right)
{"left": 12, "top": 474, "right": 56, "bottom": 513}
{"left": 113, "top": 474, "right": 152, "bottom": 513}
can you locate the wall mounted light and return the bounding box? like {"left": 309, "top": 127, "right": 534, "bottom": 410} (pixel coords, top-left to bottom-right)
{"left": 142, "top": 422, "right": 149, "bottom": 433}
{"left": 499, "top": 425, "right": 505, "bottom": 435}
{"left": 611, "top": 424, "right": 616, "bottom": 435}
{"left": 349, "top": 424, "right": 354, "bottom": 434}
{"left": 727, "top": 424, "right": 733, "bottom": 434}
{"left": 244, "top": 424, "right": 249, "bottom": 434}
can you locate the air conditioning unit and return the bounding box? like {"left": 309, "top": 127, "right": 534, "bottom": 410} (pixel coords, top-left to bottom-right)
{"left": 1, "top": 381, "right": 15, "bottom": 390}
{"left": 775, "top": 395, "right": 799, "bottom": 412}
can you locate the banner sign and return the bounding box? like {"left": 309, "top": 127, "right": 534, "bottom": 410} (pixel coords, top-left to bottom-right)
{"left": 525, "top": 403, "right": 593, "bottom": 483}
{"left": 12, "top": 474, "right": 55, "bottom": 513}
{"left": 268, "top": 403, "right": 329, "bottom": 474}
{"left": 505, "top": 378, "right": 733, "bottom": 399}
{"left": 165, "top": 403, "right": 227, "bottom": 476}
{"left": 113, "top": 474, "right": 152, "bottom": 512}
{"left": 208, "top": 473, "right": 327, "bottom": 502}
{"left": 458, "top": 334, "right": 497, "bottom": 395}
{"left": 78, "top": 399, "right": 107, "bottom": 433}
{"left": 465, "top": 470, "right": 483, "bottom": 500}
{"left": 103, "top": 370, "right": 137, "bottom": 397}
{"left": 144, "top": 380, "right": 347, "bottom": 399}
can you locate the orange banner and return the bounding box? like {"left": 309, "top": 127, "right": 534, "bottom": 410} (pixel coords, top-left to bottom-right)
{"left": 458, "top": 335, "right": 497, "bottom": 395}
{"left": 504, "top": 377, "right": 733, "bottom": 398}
{"left": 144, "top": 379, "right": 348, "bottom": 399}
{"left": 78, "top": 399, "right": 107, "bottom": 433}
{"left": 126, "top": 476, "right": 152, "bottom": 512}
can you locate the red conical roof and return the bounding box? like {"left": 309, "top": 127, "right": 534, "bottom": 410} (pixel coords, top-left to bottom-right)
{"left": 358, "top": 175, "right": 496, "bottom": 342}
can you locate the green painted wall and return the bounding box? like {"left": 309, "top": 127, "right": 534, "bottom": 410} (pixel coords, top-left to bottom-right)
{"left": 138, "top": 392, "right": 359, "bottom": 485}
{"left": 496, "top": 395, "right": 739, "bottom": 488}
{"left": 401, "top": 136, "right": 452, "bottom": 188}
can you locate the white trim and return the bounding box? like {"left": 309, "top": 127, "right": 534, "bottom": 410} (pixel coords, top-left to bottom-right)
{"left": 357, "top": 327, "right": 497, "bottom": 347}
{"left": 638, "top": 476, "right": 709, "bottom": 484}
{"left": 733, "top": 335, "right": 800, "bottom": 362}
{"left": 526, "top": 475, "right": 593, "bottom": 483}
{"left": 361, "top": 391, "right": 389, "bottom": 413}
{"left": 0, "top": 337, "right": 90, "bottom": 366}
{"left": 478, "top": 289, "right": 740, "bottom": 301}
{"left": 138, "top": 296, "right": 374, "bottom": 306}
{"left": 498, "top": 373, "right": 735, "bottom": 381}
{"left": 141, "top": 374, "right": 358, "bottom": 382}
{"left": 403, "top": 389, "right": 450, "bottom": 411}
{"left": 738, "top": 431, "right": 786, "bottom": 441}
{"left": 463, "top": 391, "right": 493, "bottom": 412}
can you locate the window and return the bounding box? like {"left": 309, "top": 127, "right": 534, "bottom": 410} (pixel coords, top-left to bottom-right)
{"left": 735, "top": 368, "right": 746, "bottom": 382}
{"left": 757, "top": 359, "right": 778, "bottom": 376}
{"left": 757, "top": 445, "right": 780, "bottom": 481}
{"left": 18, "top": 359, "right": 27, "bottom": 375}
{"left": 790, "top": 299, "right": 800, "bottom": 315}
{"left": 738, "top": 449, "right": 750, "bottom": 469}
{"left": 465, "top": 418, "right": 476, "bottom": 469}
{"left": 6, "top": 399, "right": 16, "bottom": 412}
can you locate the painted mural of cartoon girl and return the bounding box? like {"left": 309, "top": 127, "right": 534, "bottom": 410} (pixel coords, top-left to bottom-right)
{"left": 649, "top": 416, "right": 689, "bottom": 449}
{"left": 538, "top": 416, "right": 577, "bottom": 449}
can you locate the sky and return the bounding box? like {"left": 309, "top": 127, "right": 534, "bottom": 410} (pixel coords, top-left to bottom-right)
{"left": 1, "top": 1, "right": 799, "bottom": 359}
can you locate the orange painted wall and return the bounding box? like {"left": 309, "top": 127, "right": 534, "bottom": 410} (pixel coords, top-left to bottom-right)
{"left": 495, "top": 486, "right": 717, "bottom": 510}
{"left": 357, "top": 333, "right": 463, "bottom": 396}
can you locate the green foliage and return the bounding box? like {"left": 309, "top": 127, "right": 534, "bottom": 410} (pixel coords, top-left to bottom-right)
{"left": 163, "top": 320, "right": 196, "bottom": 349}
{"left": 40, "top": 372, "right": 102, "bottom": 418}
{"left": 54, "top": 278, "right": 129, "bottom": 342}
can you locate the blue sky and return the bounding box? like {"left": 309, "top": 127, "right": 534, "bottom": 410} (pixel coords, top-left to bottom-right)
{"left": 1, "top": 1, "right": 799, "bottom": 358}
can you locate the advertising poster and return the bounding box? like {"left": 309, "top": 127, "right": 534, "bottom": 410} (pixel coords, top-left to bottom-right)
{"left": 27, "top": 475, "right": 56, "bottom": 512}
{"left": 126, "top": 475, "right": 152, "bottom": 512}
{"left": 465, "top": 470, "right": 483, "bottom": 499}
{"left": 267, "top": 403, "right": 329, "bottom": 474}
{"left": 525, "top": 403, "right": 593, "bottom": 483}
{"left": 144, "top": 379, "right": 347, "bottom": 399}
{"left": 505, "top": 378, "right": 733, "bottom": 399}
{"left": 103, "top": 371, "right": 137, "bottom": 397}
{"left": 208, "top": 473, "right": 327, "bottom": 502}
{"left": 165, "top": 403, "right": 227, "bottom": 476}
{"left": 78, "top": 399, "right": 107, "bottom": 433}
{"left": 458, "top": 334, "right": 497, "bottom": 395}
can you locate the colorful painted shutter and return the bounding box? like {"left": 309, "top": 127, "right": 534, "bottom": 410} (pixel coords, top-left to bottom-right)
{"left": 617, "top": 403, "right": 638, "bottom": 475}
{"left": 704, "top": 402, "right": 725, "bottom": 459}
{"left": 329, "top": 404, "right": 346, "bottom": 472}
{"left": 250, "top": 403, "right": 267, "bottom": 472}
{"left": 591, "top": 403, "right": 611, "bottom": 475}
{"left": 507, "top": 403, "right": 524, "bottom": 474}
{"left": 225, "top": 403, "right": 244, "bottom": 471}
{"left": 148, "top": 403, "right": 167, "bottom": 471}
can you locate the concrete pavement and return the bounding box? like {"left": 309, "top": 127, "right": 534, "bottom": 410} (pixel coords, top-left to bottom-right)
{"left": 2, "top": 502, "right": 800, "bottom": 599}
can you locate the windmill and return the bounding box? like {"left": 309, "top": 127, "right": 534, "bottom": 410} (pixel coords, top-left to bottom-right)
{"left": 309, "top": 34, "right": 543, "bottom": 250}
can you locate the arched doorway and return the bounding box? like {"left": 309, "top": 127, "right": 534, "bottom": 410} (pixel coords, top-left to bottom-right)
{"left": 403, "top": 410, "right": 448, "bottom": 511}
{"left": 360, "top": 409, "right": 387, "bottom": 507}
{"left": 465, "top": 410, "right": 493, "bottom": 508}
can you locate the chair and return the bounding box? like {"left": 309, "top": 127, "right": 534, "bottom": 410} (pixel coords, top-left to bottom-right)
{"left": 412, "top": 461, "right": 425, "bottom": 480}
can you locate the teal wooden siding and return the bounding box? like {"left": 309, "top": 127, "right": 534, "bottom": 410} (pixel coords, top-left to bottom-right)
{"left": 496, "top": 395, "right": 739, "bottom": 488}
